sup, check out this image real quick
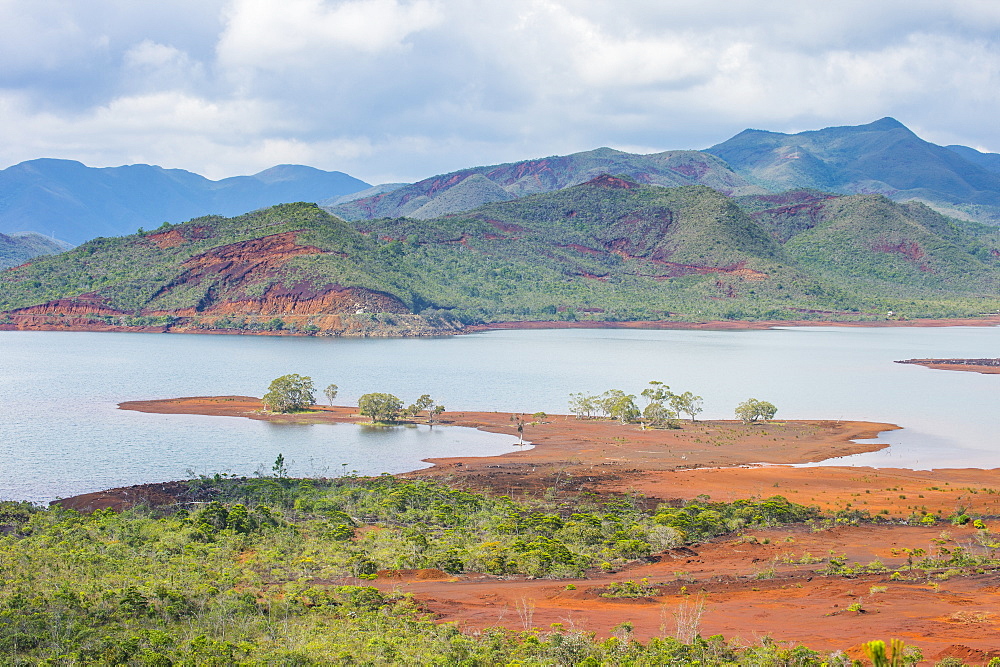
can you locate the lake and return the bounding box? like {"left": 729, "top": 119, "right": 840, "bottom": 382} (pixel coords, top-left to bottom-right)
{"left": 1, "top": 325, "right": 998, "bottom": 502}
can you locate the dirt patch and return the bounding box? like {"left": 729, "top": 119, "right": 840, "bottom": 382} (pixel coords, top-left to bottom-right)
{"left": 466, "top": 316, "right": 1000, "bottom": 333}
{"left": 65, "top": 396, "right": 1000, "bottom": 657}
{"left": 897, "top": 358, "right": 1000, "bottom": 375}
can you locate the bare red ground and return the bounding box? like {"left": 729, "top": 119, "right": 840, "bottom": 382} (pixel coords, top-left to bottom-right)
{"left": 899, "top": 359, "right": 1000, "bottom": 375}
{"left": 102, "top": 396, "right": 1000, "bottom": 660}
{"left": 363, "top": 524, "right": 1000, "bottom": 661}
{"left": 466, "top": 315, "right": 1000, "bottom": 332}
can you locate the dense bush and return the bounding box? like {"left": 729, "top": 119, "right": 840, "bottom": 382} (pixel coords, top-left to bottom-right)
{"left": 0, "top": 479, "right": 838, "bottom": 663}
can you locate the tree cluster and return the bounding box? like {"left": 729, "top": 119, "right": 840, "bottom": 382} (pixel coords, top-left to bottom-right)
{"left": 568, "top": 381, "right": 703, "bottom": 428}
{"left": 358, "top": 392, "right": 444, "bottom": 424}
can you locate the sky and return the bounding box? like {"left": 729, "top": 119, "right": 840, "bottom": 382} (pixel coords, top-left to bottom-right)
{"left": 1, "top": 0, "right": 998, "bottom": 185}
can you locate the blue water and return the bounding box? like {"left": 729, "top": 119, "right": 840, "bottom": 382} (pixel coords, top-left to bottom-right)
{"left": 1, "top": 326, "right": 998, "bottom": 502}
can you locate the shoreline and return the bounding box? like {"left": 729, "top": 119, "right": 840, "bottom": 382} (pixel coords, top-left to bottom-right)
{"left": 51, "top": 396, "right": 1000, "bottom": 657}
{"left": 465, "top": 314, "right": 1000, "bottom": 333}
{"left": 896, "top": 358, "right": 1000, "bottom": 375}
{"left": 116, "top": 395, "right": 896, "bottom": 472}
{"left": 109, "top": 396, "right": 1000, "bottom": 517}
{"left": 3, "top": 314, "right": 1000, "bottom": 338}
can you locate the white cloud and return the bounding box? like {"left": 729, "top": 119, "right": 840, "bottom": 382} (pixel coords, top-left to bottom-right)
{"left": 217, "top": 0, "right": 442, "bottom": 69}
{"left": 0, "top": 0, "right": 998, "bottom": 181}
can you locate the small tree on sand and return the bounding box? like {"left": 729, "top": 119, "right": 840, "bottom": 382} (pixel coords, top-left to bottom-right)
{"left": 263, "top": 374, "right": 315, "bottom": 413}
{"left": 405, "top": 394, "right": 435, "bottom": 419}
{"left": 429, "top": 404, "right": 445, "bottom": 425}
{"left": 358, "top": 392, "right": 403, "bottom": 423}
{"left": 670, "top": 391, "right": 704, "bottom": 423}
{"left": 735, "top": 398, "right": 777, "bottom": 424}
{"left": 324, "top": 384, "right": 339, "bottom": 406}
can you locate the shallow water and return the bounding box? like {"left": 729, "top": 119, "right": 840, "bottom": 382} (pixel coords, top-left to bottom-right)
{"left": 1, "top": 325, "right": 998, "bottom": 502}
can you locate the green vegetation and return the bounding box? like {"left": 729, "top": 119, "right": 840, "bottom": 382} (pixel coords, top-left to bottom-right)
{"left": 0, "top": 478, "right": 852, "bottom": 664}
{"left": 569, "top": 381, "right": 704, "bottom": 429}
{"left": 0, "top": 232, "right": 72, "bottom": 270}
{"left": 863, "top": 638, "right": 922, "bottom": 667}
{"left": 5, "top": 180, "right": 1000, "bottom": 333}
{"left": 600, "top": 578, "right": 660, "bottom": 598}
{"left": 357, "top": 392, "right": 403, "bottom": 423}
{"left": 735, "top": 398, "right": 777, "bottom": 424}
{"left": 261, "top": 374, "right": 316, "bottom": 413}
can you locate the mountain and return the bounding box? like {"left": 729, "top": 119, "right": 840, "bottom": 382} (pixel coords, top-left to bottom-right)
{"left": 4, "top": 177, "right": 1000, "bottom": 336}
{"left": 946, "top": 145, "right": 1000, "bottom": 175}
{"left": 743, "top": 190, "right": 1000, "bottom": 293}
{"left": 707, "top": 118, "right": 1000, "bottom": 224}
{"left": 0, "top": 159, "right": 370, "bottom": 244}
{"left": 327, "top": 147, "right": 765, "bottom": 221}
{"left": 320, "top": 182, "right": 410, "bottom": 207}
{"left": 0, "top": 232, "right": 72, "bottom": 270}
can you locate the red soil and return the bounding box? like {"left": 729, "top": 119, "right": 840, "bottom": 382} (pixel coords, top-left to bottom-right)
{"left": 897, "top": 359, "right": 1000, "bottom": 375}
{"left": 74, "top": 397, "right": 1000, "bottom": 659}
{"left": 467, "top": 316, "right": 1000, "bottom": 333}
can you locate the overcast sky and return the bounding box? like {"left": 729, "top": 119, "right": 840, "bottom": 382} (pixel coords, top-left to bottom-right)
{"left": 1, "top": 0, "right": 998, "bottom": 184}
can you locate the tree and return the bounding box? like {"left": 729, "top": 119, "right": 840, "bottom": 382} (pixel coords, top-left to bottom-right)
{"left": 511, "top": 414, "right": 526, "bottom": 444}
{"left": 643, "top": 401, "right": 678, "bottom": 428}
{"left": 429, "top": 404, "right": 445, "bottom": 425}
{"left": 568, "top": 392, "right": 597, "bottom": 419}
{"left": 358, "top": 392, "right": 403, "bottom": 422}
{"left": 324, "top": 384, "right": 339, "bottom": 406}
{"left": 272, "top": 453, "right": 287, "bottom": 478}
{"left": 735, "top": 398, "right": 777, "bottom": 424}
{"left": 262, "top": 374, "right": 315, "bottom": 413}
{"left": 405, "top": 394, "right": 435, "bottom": 419}
{"left": 641, "top": 381, "right": 675, "bottom": 429}
{"left": 599, "top": 389, "right": 640, "bottom": 424}
{"left": 641, "top": 380, "right": 672, "bottom": 405}
{"left": 670, "top": 391, "right": 704, "bottom": 423}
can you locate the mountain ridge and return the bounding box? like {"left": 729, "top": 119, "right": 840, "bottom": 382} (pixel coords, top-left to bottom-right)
{"left": 0, "top": 232, "right": 73, "bottom": 270}
{"left": 4, "top": 178, "right": 1000, "bottom": 337}
{"left": 707, "top": 118, "right": 1000, "bottom": 224}
{"left": 327, "top": 148, "right": 765, "bottom": 221}
{"left": 0, "top": 159, "right": 371, "bottom": 244}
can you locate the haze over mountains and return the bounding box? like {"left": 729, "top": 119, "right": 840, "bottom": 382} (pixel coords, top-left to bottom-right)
{"left": 4, "top": 116, "right": 1000, "bottom": 305}
{"left": 326, "top": 148, "right": 765, "bottom": 221}
{"left": 0, "top": 160, "right": 370, "bottom": 245}
{"left": 0, "top": 232, "right": 72, "bottom": 270}
{"left": 3, "top": 118, "right": 1000, "bottom": 257}
{"left": 707, "top": 118, "right": 1000, "bottom": 224}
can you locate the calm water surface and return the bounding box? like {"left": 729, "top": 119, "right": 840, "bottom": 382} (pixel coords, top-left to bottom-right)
{"left": 1, "top": 326, "right": 998, "bottom": 502}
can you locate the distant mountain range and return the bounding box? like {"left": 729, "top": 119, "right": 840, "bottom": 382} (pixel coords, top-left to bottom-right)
{"left": 4, "top": 116, "right": 1000, "bottom": 281}
{"left": 0, "top": 160, "right": 370, "bottom": 244}
{"left": 0, "top": 232, "right": 72, "bottom": 270}
{"left": 326, "top": 148, "right": 765, "bottom": 221}
{"left": 707, "top": 118, "right": 1000, "bottom": 224}
{"left": 4, "top": 177, "right": 1000, "bottom": 336}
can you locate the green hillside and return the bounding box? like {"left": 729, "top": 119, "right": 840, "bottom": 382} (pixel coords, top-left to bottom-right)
{"left": 0, "top": 232, "right": 72, "bottom": 269}
{"left": 3, "top": 177, "right": 1000, "bottom": 335}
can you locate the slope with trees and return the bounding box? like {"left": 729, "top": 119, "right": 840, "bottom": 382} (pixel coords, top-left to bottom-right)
{"left": 0, "top": 232, "right": 73, "bottom": 269}
{"left": 4, "top": 176, "right": 1000, "bottom": 337}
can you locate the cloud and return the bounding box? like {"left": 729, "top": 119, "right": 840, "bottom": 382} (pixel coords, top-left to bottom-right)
{"left": 0, "top": 0, "right": 997, "bottom": 182}
{"left": 218, "top": 0, "right": 442, "bottom": 66}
